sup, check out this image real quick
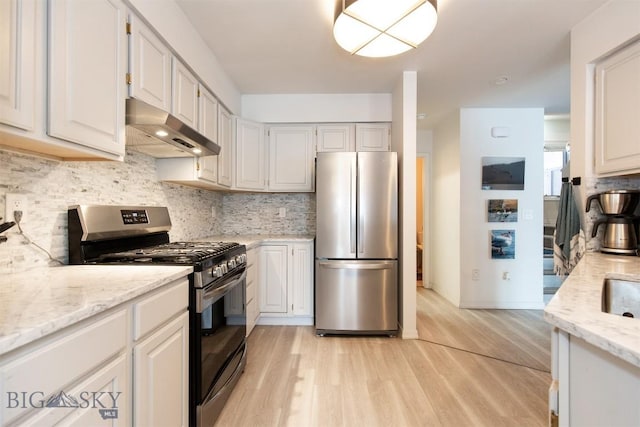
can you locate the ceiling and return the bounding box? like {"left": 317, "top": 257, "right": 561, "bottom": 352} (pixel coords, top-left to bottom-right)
{"left": 175, "top": 0, "right": 608, "bottom": 130}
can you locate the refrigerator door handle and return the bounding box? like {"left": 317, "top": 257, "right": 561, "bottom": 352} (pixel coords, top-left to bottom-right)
{"left": 357, "top": 160, "right": 364, "bottom": 253}
{"left": 350, "top": 157, "right": 357, "bottom": 254}
{"left": 318, "top": 261, "right": 393, "bottom": 270}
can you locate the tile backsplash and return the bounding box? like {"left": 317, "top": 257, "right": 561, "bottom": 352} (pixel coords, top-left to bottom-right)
{"left": 0, "top": 149, "right": 315, "bottom": 274}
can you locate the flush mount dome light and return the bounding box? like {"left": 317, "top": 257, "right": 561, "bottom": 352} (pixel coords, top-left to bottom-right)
{"left": 333, "top": 0, "right": 437, "bottom": 58}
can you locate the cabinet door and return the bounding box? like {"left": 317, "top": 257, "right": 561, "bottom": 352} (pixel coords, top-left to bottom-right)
{"left": 595, "top": 39, "right": 640, "bottom": 176}
{"left": 235, "top": 118, "right": 266, "bottom": 190}
{"left": 48, "top": 0, "right": 127, "bottom": 156}
{"left": 0, "top": 0, "right": 36, "bottom": 131}
{"left": 134, "top": 311, "right": 189, "bottom": 427}
{"left": 355, "top": 123, "right": 391, "bottom": 151}
{"left": 171, "top": 59, "right": 198, "bottom": 130}
{"left": 217, "top": 107, "right": 233, "bottom": 187}
{"left": 128, "top": 15, "right": 171, "bottom": 111}
{"left": 197, "top": 86, "right": 219, "bottom": 182}
{"left": 268, "top": 125, "right": 315, "bottom": 192}
{"left": 290, "top": 242, "right": 314, "bottom": 317}
{"left": 316, "top": 124, "right": 355, "bottom": 152}
{"left": 259, "top": 245, "right": 288, "bottom": 313}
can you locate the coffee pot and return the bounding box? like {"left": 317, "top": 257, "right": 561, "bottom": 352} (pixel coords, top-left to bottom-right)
{"left": 592, "top": 216, "right": 639, "bottom": 254}
{"left": 587, "top": 190, "right": 640, "bottom": 255}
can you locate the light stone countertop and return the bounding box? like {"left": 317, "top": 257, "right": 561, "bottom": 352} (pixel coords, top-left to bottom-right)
{"left": 544, "top": 252, "right": 640, "bottom": 368}
{"left": 0, "top": 265, "right": 192, "bottom": 356}
{"left": 197, "top": 235, "right": 315, "bottom": 250}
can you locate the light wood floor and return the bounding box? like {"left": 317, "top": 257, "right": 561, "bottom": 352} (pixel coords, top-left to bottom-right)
{"left": 215, "top": 288, "right": 552, "bottom": 426}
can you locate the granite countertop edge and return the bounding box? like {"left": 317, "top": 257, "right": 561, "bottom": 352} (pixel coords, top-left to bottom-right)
{"left": 544, "top": 252, "right": 640, "bottom": 368}
{"left": 0, "top": 265, "right": 192, "bottom": 356}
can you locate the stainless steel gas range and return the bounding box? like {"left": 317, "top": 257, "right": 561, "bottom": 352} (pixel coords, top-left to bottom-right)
{"left": 68, "top": 205, "right": 246, "bottom": 427}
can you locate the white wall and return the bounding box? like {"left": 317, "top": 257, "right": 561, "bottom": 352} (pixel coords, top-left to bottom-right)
{"left": 241, "top": 94, "right": 392, "bottom": 123}
{"left": 391, "top": 72, "right": 418, "bottom": 339}
{"left": 431, "top": 112, "right": 462, "bottom": 305}
{"left": 127, "top": 0, "right": 241, "bottom": 113}
{"left": 430, "top": 108, "right": 544, "bottom": 309}
{"left": 459, "top": 108, "right": 544, "bottom": 309}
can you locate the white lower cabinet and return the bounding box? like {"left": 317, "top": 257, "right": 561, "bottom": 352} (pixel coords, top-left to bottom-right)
{"left": 245, "top": 246, "right": 260, "bottom": 336}
{"left": 0, "top": 276, "right": 189, "bottom": 427}
{"left": 0, "top": 309, "right": 129, "bottom": 426}
{"left": 550, "top": 328, "right": 640, "bottom": 426}
{"left": 258, "top": 241, "right": 313, "bottom": 325}
{"left": 133, "top": 312, "right": 189, "bottom": 427}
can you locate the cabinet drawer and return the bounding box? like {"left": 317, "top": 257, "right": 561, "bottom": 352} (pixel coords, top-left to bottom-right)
{"left": 0, "top": 309, "right": 127, "bottom": 425}
{"left": 18, "top": 354, "right": 129, "bottom": 426}
{"left": 133, "top": 278, "right": 188, "bottom": 340}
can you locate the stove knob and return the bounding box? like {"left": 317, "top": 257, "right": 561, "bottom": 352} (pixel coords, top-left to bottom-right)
{"left": 221, "top": 262, "right": 228, "bottom": 274}
{"left": 236, "top": 254, "right": 246, "bottom": 265}
{"left": 228, "top": 259, "right": 237, "bottom": 269}
{"left": 212, "top": 266, "right": 223, "bottom": 278}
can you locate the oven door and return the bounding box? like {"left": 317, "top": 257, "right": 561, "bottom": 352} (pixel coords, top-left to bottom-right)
{"left": 192, "top": 267, "right": 247, "bottom": 427}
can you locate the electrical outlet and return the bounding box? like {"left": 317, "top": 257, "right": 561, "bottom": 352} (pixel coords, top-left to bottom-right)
{"left": 5, "top": 193, "right": 27, "bottom": 223}
{"left": 502, "top": 271, "right": 511, "bottom": 281}
{"left": 472, "top": 269, "right": 480, "bottom": 281}
{"left": 278, "top": 207, "right": 286, "bottom": 218}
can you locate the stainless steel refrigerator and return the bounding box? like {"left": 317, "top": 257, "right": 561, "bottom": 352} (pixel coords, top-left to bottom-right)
{"left": 315, "top": 151, "right": 398, "bottom": 335}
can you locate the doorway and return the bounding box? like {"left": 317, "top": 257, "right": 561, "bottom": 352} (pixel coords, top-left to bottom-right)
{"left": 416, "top": 154, "right": 430, "bottom": 288}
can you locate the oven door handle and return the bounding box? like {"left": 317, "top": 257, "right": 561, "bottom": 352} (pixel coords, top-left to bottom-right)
{"left": 197, "top": 269, "right": 246, "bottom": 313}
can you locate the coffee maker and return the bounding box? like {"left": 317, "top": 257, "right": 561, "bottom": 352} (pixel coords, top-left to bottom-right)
{"left": 586, "top": 190, "right": 640, "bottom": 255}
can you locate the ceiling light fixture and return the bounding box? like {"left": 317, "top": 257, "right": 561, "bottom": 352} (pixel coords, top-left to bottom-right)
{"left": 333, "top": 0, "right": 437, "bottom": 58}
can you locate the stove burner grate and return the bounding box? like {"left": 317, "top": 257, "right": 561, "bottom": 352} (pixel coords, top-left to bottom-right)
{"left": 97, "top": 241, "right": 240, "bottom": 264}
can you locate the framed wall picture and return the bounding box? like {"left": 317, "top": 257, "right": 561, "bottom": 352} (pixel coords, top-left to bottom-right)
{"left": 491, "top": 229, "right": 515, "bottom": 259}
{"left": 487, "top": 199, "right": 518, "bottom": 222}
{"left": 481, "top": 157, "right": 525, "bottom": 190}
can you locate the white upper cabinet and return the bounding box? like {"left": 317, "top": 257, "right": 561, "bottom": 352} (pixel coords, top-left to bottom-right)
{"left": 127, "top": 14, "right": 171, "bottom": 111}
{"left": 316, "top": 124, "right": 355, "bottom": 152}
{"left": 197, "top": 85, "right": 219, "bottom": 182}
{"left": 235, "top": 118, "right": 266, "bottom": 191}
{"left": 267, "top": 125, "right": 315, "bottom": 192}
{"left": 171, "top": 58, "right": 198, "bottom": 130}
{"left": 595, "top": 39, "right": 640, "bottom": 176}
{"left": 198, "top": 85, "right": 218, "bottom": 143}
{"left": 48, "top": 0, "right": 127, "bottom": 157}
{"left": 217, "top": 107, "right": 233, "bottom": 187}
{"left": 0, "top": 0, "right": 36, "bottom": 131}
{"left": 355, "top": 123, "right": 391, "bottom": 151}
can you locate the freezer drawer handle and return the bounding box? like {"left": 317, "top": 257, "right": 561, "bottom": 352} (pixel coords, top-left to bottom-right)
{"left": 318, "top": 262, "right": 393, "bottom": 270}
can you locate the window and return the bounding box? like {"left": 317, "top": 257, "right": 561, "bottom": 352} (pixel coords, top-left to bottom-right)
{"left": 544, "top": 144, "right": 569, "bottom": 196}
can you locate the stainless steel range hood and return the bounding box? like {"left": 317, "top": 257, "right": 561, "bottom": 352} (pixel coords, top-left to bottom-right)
{"left": 125, "top": 98, "right": 221, "bottom": 158}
